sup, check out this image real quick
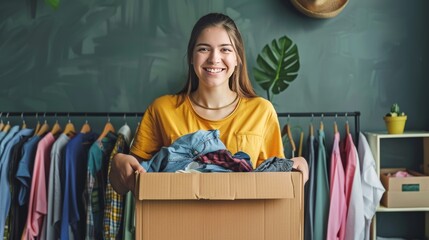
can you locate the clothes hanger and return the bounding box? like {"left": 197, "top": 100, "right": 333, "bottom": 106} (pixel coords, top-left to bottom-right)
{"left": 334, "top": 114, "right": 338, "bottom": 134}
{"left": 97, "top": 115, "right": 115, "bottom": 141}
{"left": 124, "top": 114, "right": 129, "bottom": 127}
{"left": 37, "top": 119, "right": 50, "bottom": 136}
{"left": 0, "top": 113, "right": 4, "bottom": 131}
{"left": 298, "top": 130, "right": 304, "bottom": 157}
{"left": 345, "top": 113, "right": 350, "bottom": 135}
{"left": 80, "top": 117, "right": 91, "bottom": 133}
{"left": 133, "top": 114, "right": 140, "bottom": 136}
{"left": 2, "top": 113, "right": 11, "bottom": 132}
{"left": 33, "top": 113, "right": 41, "bottom": 137}
{"left": 309, "top": 124, "right": 314, "bottom": 138}
{"left": 50, "top": 117, "right": 62, "bottom": 136}
{"left": 21, "top": 113, "right": 27, "bottom": 129}
{"left": 63, "top": 114, "right": 76, "bottom": 136}
{"left": 281, "top": 115, "right": 296, "bottom": 158}
{"left": 319, "top": 114, "right": 324, "bottom": 131}
{"left": 2, "top": 121, "right": 11, "bottom": 132}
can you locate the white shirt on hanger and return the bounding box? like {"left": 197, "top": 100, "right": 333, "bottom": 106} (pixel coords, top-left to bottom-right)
{"left": 358, "top": 132, "right": 386, "bottom": 240}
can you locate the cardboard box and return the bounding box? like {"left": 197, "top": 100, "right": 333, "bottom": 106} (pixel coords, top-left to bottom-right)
{"left": 380, "top": 168, "right": 429, "bottom": 208}
{"left": 135, "top": 172, "right": 303, "bottom": 240}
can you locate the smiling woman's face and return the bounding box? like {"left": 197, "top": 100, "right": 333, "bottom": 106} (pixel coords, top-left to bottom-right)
{"left": 192, "top": 26, "right": 238, "bottom": 90}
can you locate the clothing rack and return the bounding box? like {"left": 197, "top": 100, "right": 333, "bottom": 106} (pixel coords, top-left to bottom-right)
{"left": 277, "top": 111, "right": 361, "bottom": 141}
{"left": 1, "top": 110, "right": 361, "bottom": 140}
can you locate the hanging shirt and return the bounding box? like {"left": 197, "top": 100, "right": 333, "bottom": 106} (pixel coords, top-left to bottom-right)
{"left": 327, "top": 132, "right": 346, "bottom": 240}
{"left": 85, "top": 132, "right": 117, "bottom": 239}
{"left": 16, "top": 135, "right": 42, "bottom": 205}
{"left": 343, "top": 133, "right": 365, "bottom": 240}
{"left": 40, "top": 133, "right": 72, "bottom": 240}
{"left": 122, "top": 191, "right": 135, "bottom": 240}
{"left": 121, "top": 126, "right": 136, "bottom": 240}
{"left": 104, "top": 124, "right": 131, "bottom": 240}
{"left": 304, "top": 132, "right": 317, "bottom": 240}
{"left": 0, "top": 125, "right": 20, "bottom": 159}
{"left": 0, "top": 131, "right": 7, "bottom": 145}
{"left": 6, "top": 132, "right": 32, "bottom": 240}
{"left": 60, "top": 132, "right": 98, "bottom": 240}
{"left": 15, "top": 135, "right": 42, "bottom": 238}
{"left": 0, "top": 127, "right": 33, "bottom": 239}
{"left": 358, "top": 132, "right": 385, "bottom": 240}
{"left": 313, "top": 129, "right": 330, "bottom": 240}
{"left": 23, "top": 132, "right": 56, "bottom": 240}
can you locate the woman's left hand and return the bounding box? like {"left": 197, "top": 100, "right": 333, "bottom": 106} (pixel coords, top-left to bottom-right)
{"left": 291, "top": 157, "right": 309, "bottom": 184}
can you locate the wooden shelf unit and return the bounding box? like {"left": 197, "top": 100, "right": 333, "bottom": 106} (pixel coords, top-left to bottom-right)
{"left": 365, "top": 131, "right": 429, "bottom": 240}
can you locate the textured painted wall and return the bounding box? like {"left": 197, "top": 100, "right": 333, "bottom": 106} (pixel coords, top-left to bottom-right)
{"left": 0, "top": 0, "right": 428, "bottom": 132}
{"left": 1, "top": 1, "right": 428, "bottom": 238}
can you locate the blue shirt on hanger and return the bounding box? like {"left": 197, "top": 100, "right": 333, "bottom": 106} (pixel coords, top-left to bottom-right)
{"left": 0, "top": 128, "right": 33, "bottom": 239}
{"left": 60, "top": 132, "right": 97, "bottom": 240}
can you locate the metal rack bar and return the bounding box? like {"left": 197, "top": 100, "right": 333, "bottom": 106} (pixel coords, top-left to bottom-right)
{"left": 0, "top": 111, "right": 361, "bottom": 141}
{"left": 277, "top": 111, "right": 361, "bottom": 143}
{"left": 0, "top": 112, "right": 144, "bottom": 117}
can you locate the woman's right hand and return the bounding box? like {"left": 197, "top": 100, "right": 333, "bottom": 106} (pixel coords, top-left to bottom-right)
{"left": 109, "top": 153, "right": 146, "bottom": 195}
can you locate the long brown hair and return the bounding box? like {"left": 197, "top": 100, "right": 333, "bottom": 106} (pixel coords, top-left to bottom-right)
{"left": 177, "top": 13, "right": 257, "bottom": 103}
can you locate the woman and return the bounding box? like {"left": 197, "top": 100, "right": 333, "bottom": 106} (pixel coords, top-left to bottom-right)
{"left": 109, "top": 13, "right": 308, "bottom": 195}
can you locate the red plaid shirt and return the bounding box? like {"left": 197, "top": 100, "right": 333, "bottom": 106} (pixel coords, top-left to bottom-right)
{"left": 195, "top": 149, "right": 253, "bottom": 172}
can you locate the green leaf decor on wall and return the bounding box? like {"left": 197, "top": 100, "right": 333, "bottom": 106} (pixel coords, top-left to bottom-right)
{"left": 253, "top": 35, "right": 300, "bottom": 102}
{"left": 45, "top": 0, "right": 60, "bottom": 10}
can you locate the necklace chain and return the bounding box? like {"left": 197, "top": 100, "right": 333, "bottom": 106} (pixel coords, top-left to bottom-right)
{"left": 190, "top": 94, "right": 239, "bottom": 110}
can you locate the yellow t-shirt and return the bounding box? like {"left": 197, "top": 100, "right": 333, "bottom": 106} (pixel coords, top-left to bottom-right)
{"left": 130, "top": 94, "right": 285, "bottom": 168}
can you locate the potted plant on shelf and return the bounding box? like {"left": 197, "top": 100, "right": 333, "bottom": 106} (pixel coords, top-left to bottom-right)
{"left": 384, "top": 103, "right": 407, "bottom": 134}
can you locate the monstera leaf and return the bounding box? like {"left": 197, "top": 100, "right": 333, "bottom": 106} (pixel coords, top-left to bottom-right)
{"left": 253, "top": 36, "right": 300, "bottom": 101}
{"left": 45, "top": 0, "right": 60, "bottom": 10}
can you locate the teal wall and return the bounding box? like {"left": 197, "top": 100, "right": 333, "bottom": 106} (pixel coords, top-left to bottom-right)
{"left": 1, "top": 0, "right": 428, "bottom": 238}
{"left": 1, "top": 0, "right": 428, "bottom": 131}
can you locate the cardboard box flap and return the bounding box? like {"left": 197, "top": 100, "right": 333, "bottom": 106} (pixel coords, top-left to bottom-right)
{"left": 137, "top": 172, "right": 296, "bottom": 200}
